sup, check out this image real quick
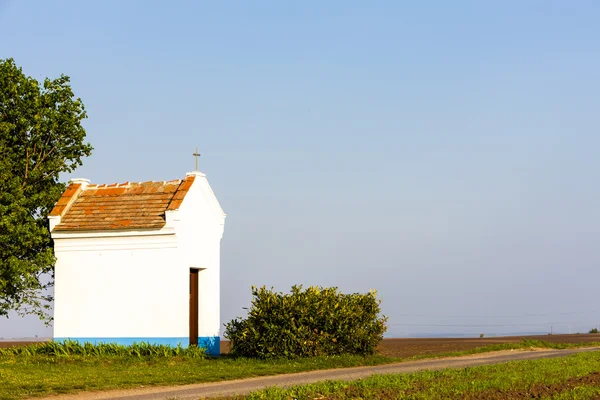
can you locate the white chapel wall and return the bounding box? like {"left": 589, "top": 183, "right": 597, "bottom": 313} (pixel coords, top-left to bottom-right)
{"left": 175, "top": 172, "right": 225, "bottom": 339}
{"left": 53, "top": 232, "right": 188, "bottom": 340}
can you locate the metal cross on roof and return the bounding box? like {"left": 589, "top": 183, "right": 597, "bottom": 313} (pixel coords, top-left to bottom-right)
{"left": 193, "top": 147, "right": 201, "bottom": 171}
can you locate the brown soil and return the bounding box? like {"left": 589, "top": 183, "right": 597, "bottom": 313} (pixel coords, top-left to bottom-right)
{"left": 221, "top": 333, "right": 600, "bottom": 358}
{"left": 376, "top": 334, "right": 600, "bottom": 358}
{"left": 3, "top": 333, "right": 599, "bottom": 359}
{"left": 0, "top": 340, "right": 45, "bottom": 348}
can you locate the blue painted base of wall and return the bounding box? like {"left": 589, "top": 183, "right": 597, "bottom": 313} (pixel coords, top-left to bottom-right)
{"left": 54, "top": 337, "right": 220, "bottom": 356}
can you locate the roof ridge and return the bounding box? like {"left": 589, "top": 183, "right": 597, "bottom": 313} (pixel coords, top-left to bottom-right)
{"left": 86, "top": 180, "right": 183, "bottom": 189}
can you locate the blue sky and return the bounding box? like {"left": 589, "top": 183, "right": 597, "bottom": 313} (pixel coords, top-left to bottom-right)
{"left": 1, "top": 0, "right": 600, "bottom": 338}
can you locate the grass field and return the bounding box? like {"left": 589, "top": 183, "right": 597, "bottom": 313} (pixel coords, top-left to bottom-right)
{"left": 0, "top": 352, "right": 391, "bottom": 400}
{"left": 216, "top": 351, "right": 600, "bottom": 399}
{"left": 0, "top": 338, "right": 598, "bottom": 399}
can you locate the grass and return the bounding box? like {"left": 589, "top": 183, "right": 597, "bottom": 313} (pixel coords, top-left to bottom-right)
{"left": 0, "top": 339, "right": 599, "bottom": 400}
{"left": 217, "top": 351, "right": 600, "bottom": 399}
{"left": 0, "top": 352, "right": 392, "bottom": 400}
{"left": 0, "top": 340, "right": 207, "bottom": 358}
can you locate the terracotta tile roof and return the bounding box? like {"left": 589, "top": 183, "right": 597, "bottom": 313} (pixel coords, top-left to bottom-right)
{"left": 50, "top": 175, "right": 195, "bottom": 231}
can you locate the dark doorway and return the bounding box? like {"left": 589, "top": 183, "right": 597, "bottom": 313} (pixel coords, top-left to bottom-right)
{"left": 189, "top": 269, "right": 199, "bottom": 346}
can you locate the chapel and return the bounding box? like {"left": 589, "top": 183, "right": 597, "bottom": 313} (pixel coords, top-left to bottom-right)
{"left": 48, "top": 171, "right": 225, "bottom": 355}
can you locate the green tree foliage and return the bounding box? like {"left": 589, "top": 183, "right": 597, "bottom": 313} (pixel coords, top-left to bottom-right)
{"left": 224, "top": 285, "right": 388, "bottom": 358}
{"left": 0, "top": 58, "right": 92, "bottom": 322}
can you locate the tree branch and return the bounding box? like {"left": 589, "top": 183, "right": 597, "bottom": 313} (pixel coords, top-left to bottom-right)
{"left": 31, "top": 144, "right": 57, "bottom": 174}
{"left": 23, "top": 147, "right": 29, "bottom": 186}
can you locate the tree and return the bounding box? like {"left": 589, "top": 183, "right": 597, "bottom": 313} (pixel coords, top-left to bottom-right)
{"left": 0, "top": 58, "right": 92, "bottom": 323}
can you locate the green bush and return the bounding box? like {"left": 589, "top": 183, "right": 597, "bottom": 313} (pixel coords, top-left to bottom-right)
{"left": 590, "top": 328, "right": 599, "bottom": 334}
{"left": 224, "top": 285, "right": 388, "bottom": 358}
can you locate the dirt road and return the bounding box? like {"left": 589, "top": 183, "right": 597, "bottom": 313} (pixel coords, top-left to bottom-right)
{"left": 35, "top": 347, "right": 600, "bottom": 400}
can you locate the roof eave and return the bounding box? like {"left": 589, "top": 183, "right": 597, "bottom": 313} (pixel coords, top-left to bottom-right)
{"left": 51, "top": 227, "right": 176, "bottom": 239}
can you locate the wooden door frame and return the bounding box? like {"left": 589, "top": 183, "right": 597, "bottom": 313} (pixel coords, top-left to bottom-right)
{"left": 189, "top": 268, "right": 199, "bottom": 346}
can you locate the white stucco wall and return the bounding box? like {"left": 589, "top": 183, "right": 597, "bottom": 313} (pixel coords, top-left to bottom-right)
{"left": 53, "top": 230, "right": 187, "bottom": 338}
{"left": 51, "top": 172, "right": 226, "bottom": 349}
{"left": 174, "top": 171, "right": 226, "bottom": 339}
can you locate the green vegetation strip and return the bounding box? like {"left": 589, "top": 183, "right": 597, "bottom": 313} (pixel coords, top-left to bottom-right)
{"left": 0, "top": 353, "right": 391, "bottom": 400}
{"left": 0, "top": 340, "right": 207, "bottom": 358}
{"left": 0, "top": 340, "right": 598, "bottom": 400}
{"left": 218, "top": 351, "right": 600, "bottom": 400}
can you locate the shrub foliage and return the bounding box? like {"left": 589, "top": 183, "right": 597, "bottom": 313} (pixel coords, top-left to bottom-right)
{"left": 224, "top": 285, "right": 387, "bottom": 358}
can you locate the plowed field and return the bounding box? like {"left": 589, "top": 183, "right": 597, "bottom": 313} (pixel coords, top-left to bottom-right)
{"left": 221, "top": 333, "right": 600, "bottom": 358}
{"left": 3, "top": 334, "right": 599, "bottom": 358}
{"left": 375, "top": 334, "right": 600, "bottom": 357}
{"left": 0, "top": 341, "right": 42, "bottom": 348}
